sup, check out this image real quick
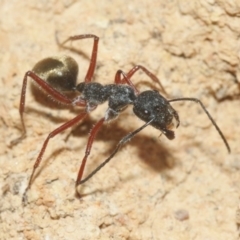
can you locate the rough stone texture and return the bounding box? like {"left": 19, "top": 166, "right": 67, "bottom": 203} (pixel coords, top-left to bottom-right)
{"left": 1, "top": 0, "right": 240, "bottom": 239}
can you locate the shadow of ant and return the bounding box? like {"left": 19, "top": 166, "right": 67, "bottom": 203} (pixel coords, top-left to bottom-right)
{"left": 67, "top": 115, "right": 174, "bottom": 174}
{"left": 29, "top": 112, "right": 175, "bottom": 192}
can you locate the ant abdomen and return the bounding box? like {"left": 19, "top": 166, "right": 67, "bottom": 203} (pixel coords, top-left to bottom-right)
{"left": 32, "top": 56, "right": 78, "bottom": 92}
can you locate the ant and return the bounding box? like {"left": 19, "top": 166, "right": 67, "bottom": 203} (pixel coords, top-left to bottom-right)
{"left": 11, "top": 34, "right": 231, "bottom": 203}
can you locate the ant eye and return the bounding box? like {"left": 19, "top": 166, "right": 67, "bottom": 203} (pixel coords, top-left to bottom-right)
{"left": 144, "top": 110, "right": 149, "bottom": 115}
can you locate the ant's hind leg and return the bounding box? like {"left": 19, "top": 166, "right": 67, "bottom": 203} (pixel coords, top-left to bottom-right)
{"left": 11, "top": 71, "right": 86, "bottom": 146}
{"left": 22, "top": 112, "right": 88, "bottom": 204}
{"left": 57, "top": 34, "right": 99, "bottom": 83}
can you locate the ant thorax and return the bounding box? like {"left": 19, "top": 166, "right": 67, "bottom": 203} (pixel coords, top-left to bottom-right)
{"left": 76, "top": 82, "right": 136, "bottom": 119}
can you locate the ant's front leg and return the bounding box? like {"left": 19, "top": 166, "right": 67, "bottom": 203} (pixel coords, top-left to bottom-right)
{"left": 76, "top": 117, "right": 105, "bottom": 189}
{"left": 78, "top": 119, "right": 154, "bottom": 185}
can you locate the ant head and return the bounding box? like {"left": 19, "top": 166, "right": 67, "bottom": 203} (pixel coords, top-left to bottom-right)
{"left": 32, "top": 56, "right": 78, "bottom": 92}
{"left": 133, "top": 90, "right": 180, "bottom": 140}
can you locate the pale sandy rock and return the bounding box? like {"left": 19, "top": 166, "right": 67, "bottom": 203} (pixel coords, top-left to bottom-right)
{"left": 1, "top": 0, "right": 240, "bottom": 239}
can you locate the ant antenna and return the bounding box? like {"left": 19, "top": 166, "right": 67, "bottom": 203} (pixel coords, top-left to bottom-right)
{"left": 168, "top": 97, "right": 231, "bottom": 153}
{"left": 78, "top": 118, "right": 154, "bottom": 185}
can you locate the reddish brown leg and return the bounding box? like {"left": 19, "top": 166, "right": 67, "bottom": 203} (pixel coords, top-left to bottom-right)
{"left": 76, "top": 117, "right": 105, "bottom": 186}
{"left": 11, "top": 71, "right": 86, "bottom": 146}
{"left": 115, "top": 65, "right": 167, "bottom": 96}
{"left": 59, "top": 34, "right": 99, "bottom": 83}
{"left": 115, "top": 70, "right": 139, "bottom": 94}
{"left": 23, "top": 112, "right": 88, "bottom": 201}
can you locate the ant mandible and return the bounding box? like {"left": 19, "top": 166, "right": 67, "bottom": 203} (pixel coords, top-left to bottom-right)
{"left": 12, "top": 34, "right": 231, "bottom": 203}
